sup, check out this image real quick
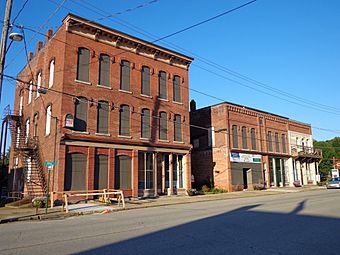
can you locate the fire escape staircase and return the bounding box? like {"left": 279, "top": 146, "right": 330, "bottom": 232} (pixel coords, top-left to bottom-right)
{"left": 10, "top": 114, "right": 47, "bottom": 198}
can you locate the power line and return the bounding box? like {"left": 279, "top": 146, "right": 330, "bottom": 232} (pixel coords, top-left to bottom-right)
{"left": 26, "top": 1, "right": 340, "bottom": 116}
{"left": 11, "top": 0, "right": 30, "bottom": 25}
{"left": 153, "top": 0, "right": 257, "bottom": 43}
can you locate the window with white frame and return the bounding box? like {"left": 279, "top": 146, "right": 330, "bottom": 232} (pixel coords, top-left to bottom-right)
{"left": 49, "top": 59, "right": 54, "bottom": 88}
{"left": 45, "top": 105, "right": 52, "bottom": 136}
{"left": 28, "top": 81, "right": 33, "bottom": 104}
{"left": 36, "top": 72, "right": 42, "bottom": 98}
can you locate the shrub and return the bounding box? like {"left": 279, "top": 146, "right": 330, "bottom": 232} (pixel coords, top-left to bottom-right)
{"left": 253, "top": 184, "right": 265, "bottom": 190}
{"left": 201, "top": 185, "right": 211, "bottom": 193}
{"left": 211, "top": 187, "right": 227, "bottom": 194}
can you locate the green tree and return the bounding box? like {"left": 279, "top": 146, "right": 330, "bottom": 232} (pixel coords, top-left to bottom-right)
{"left": 314, "top": 137, "right": 340, "bottom": 176}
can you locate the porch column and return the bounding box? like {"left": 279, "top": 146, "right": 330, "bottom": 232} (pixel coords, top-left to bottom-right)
{"left": 272, "top": 158, "right": 277, "bottom": 187}
{"left": 161, "top": 154, "right": 165, "bottom": 193}
{"left": 184, "top": 152, "right": 191, "bottom": 190}
{"left": 108, "top": 148, "right": 115, "bottom": 190}
{"left": 154, "top": 152, "right": 158, "bottom": 197}
{"left": 132, "top": 149, "right": 138, "bottom": 197}
{"left": 168, "top": 153, "right": 174, "bottom": 195}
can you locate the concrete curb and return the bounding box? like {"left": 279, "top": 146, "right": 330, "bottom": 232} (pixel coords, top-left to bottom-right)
{"left": 0, "top": 187, "right": 326, "bottom": 224}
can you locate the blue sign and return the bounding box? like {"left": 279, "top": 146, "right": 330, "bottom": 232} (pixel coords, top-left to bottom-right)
{"left": 44, "top": 161, "right": 56, "bottom": 166}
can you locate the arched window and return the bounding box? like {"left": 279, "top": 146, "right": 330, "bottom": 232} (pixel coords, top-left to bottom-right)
{"left": 97, "top": 101, "right": 109, "bottom": 134}
{"left": 251, "top": 128, "right": 256, "bottom": 150}
{"left": 275, "top": 132, "right": 280, "bottom": 152}
{"left": 141, "top": 108, "right": 150, "bottom": 138}
{"left": 232, "top": 125, "right": 238, "bottom": 148}
{"left": 28, "top": 81, "right": 33, "bottom": 104}
{"left": 119, "top": 105, "right": 130, "bottom": 136}
{"left": 174, "top": 114, "right": 182, "bottom": 142}
{"left": 74, "top": 97, "right": 88, "bottom": 132}
{"left": 45, "top": 105, "right": 52, "bottom": 136}
{"left": 33, "top": 113, "right": 39, "bottom": 137}
{"left": 159, "top": 112, "right": 167, "bottom": 140}
{"left": 49, "top": 59, "right": 55, "bottom": 88}
{"left": 242, "top": 126, "right": 247, "bottom": 149}
{"left": 158, "top": 71, "right": 167, "bottom": 99}
{"left": 99, "top": 54, "right": 110, "bottom": 86}
{"left": 141, "top": 66, "right": 150, "bottom": 96}
{"left": 76, "top": 47, "right": 90, "bottom": 82}
{"left": 25, "top": 118, "right": 30, "bottom": 143}
{"left": 120, "top": 60, "right": 130, "bottom": 91}
{"left": 36, "top": 72, "right": 42, "bottom": 98}
{"left": 267, "top": 131, "right": 273, "bottom": 152}
{"left": 281, "top": 134, "right": 287, "bottom": 153}
{"left": 173, "top": 75, "right": 181, "bottom": 102}
{"left": 19, "top": 90, "right": 23, "bottom": 116}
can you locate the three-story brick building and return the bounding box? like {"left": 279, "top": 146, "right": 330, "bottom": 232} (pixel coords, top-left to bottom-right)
{"left": 8, "top": 14, "right": 193, "bottom": 198}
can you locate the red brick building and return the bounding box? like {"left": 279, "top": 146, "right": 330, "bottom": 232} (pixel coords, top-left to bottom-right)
{"left": 8, "top": 14, "right": 193, "bottom": 198}
{"left": 190, "top": 101, "right": 321, "bottom": 192}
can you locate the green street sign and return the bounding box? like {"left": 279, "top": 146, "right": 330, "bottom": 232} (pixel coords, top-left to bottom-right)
{"left": 44, "top": 161, "right": 56, "bottom": 166}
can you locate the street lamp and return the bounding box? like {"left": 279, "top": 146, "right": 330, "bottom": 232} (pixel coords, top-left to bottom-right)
{"left": 9, "top": 32, "right": 23, "bottom": 42}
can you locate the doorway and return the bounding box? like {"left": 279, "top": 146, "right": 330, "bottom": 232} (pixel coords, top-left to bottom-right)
{"left": 243, "top": 168, "right": 251, "bottom": 190}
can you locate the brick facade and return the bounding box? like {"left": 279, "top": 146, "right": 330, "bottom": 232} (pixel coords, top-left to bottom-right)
{"left": 190, "top": 101, "right": 319, "bottom": 192}
{"left": 9, "top": 14, "right": 193, "bottom": 198}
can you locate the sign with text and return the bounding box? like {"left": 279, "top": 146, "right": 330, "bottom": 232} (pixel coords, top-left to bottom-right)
{"left": 230, "top": 152, "right": 262, "bottom": 164}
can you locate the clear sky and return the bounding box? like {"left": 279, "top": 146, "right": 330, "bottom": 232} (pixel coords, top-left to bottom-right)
{"left": 1, "top": 0, "right": 339, "bottom": 141}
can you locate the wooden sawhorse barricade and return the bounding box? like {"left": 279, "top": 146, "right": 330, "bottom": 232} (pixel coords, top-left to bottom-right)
{"left": 50, "top": 189, "right": 125, "bottom": 213}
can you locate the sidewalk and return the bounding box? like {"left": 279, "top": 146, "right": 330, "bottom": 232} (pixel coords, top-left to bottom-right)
{"left": 0, "top": 185, "right": 325, "bottom": 224}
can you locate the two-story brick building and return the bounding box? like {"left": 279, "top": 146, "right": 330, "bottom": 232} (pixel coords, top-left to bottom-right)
{"left": 8, "top": 14, "right": 193, "bottom": 199}
{"left": 190, "top": 100, "right": 321, "bottom": 192}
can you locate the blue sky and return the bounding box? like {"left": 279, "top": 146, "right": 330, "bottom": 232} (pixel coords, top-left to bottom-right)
{"left": 1, "top": 0, "right": 340, "bottom": 141}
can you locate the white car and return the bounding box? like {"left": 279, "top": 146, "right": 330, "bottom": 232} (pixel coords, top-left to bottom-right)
{"left": 326, "top": 177, "right": 340, "bottom": 189}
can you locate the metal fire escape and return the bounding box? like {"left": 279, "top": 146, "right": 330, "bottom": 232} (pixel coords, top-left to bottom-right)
{"left": 2, "top": 106, "right": 46, "bottom": 198}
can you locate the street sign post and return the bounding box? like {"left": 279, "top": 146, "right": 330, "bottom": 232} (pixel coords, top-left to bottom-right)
{"left": 43, "top": 161, "right": 56, "bottom": 214}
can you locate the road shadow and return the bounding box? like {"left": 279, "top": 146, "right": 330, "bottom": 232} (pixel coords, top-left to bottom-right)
{"left": 74, "top": 201, "right": 340, "bottom": 255}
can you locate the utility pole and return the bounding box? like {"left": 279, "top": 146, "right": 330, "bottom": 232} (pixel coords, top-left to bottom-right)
{"left": 0, "top": 0, "right": 13, "bottom": 106}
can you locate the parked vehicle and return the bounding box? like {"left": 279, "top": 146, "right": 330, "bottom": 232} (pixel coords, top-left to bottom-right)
{"left": 326, "top": 177, "right": 340, "bottom": 189}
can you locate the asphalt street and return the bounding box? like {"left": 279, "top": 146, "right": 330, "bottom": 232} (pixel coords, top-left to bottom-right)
{"left": 0, "top": 189, "right": 339, "bottom": 255}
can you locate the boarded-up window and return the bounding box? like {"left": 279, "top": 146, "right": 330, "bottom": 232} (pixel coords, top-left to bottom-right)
{"left": 120, "top": 60, "right": 130, "bottom": 91}
{"left": 119, "top": 105, "right": 130, "bottom": 136}
{"left": 232, "top": 125, "right": 238, "bottom": 148}
{"left": 115, "top": 155, "right": 132, "bottom": 189}
{"left": 76, "top": 47, "right": 90, "bottom": 82}
{"left": 99, "top": 54, "right": 110, "bottom": 86}
{"left": 242, "top": 126, "right": 247, "bottom": 149}
{"left": 74, "top": 97, "right": 88, "bottom": 132}
{"left": 173, "top": 75, "right": 181, "bottom": 102}
{"left": 141, "top": 66, "right": 150, "bottom": 95}
{"left": 45, "top": 105, "right": 52, "bottom": 136}
{"left": 48, "top": 59, "right": 54, "bottom": 88}
{"left": 267, "top": 131, "right": 273, "bottom": 152}
{"left": 64, "top": 153, "right": 87, "bottom": 191}
{"left": 174, "top": 114, "right": 182, "bottom": 142}
{"left": 275, "top": 132, "right": 280, "bottom": 152}
{"left": 282, "top": 134, "right": 287, "bottom": 153}
{"left": 141, "top": 108, "right": 150, "bottom": 138}
{"left": 97, "top": 101, "right": 109, "bottom": 134}
{"left": 33, "top": 113, "right": 38, "bottom": 137}
{"left": 94, "top": 155, "right": 108, "bottom": 190}
{"left": 159, "top": 112, "right": 167, "bottom": 140}
{"left": 251, "top": 128, "right": 256, "bottom": 150}
{"left": 158, "top": 71, "right": 167, "bottom": 99}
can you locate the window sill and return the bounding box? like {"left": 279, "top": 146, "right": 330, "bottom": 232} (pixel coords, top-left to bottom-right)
{"left": 119, "top": 89, "right": 132, "bottom": 94}
{"left": 174, "top": 141, "right": 184, "bottom": 144}
{"left": 72, "top": 131, "right": 90, "bottom": 135}
{"left": 173, "top": 101, "right": 183, "bottom": 105}
{"left": 75, "top": 79, "right": 92, "bottom": 85}
{"left": 140, "top": 94, "right": 152, "bottom": 99}
{"left": 158, "top": 97, "right": 168, "bottom": 102}
{"left": 158, "top": 139, "right": 169, "bottom": 143}
{"left": 118, "top": 135, "right": 132, "bottom": 139}
{"left": 95, "top": 133, "right": 111, "bottom": 136}
{"left": 140, "top": 137, "right": 151, "bottom": 141}
{"left": 97, "top": 84, "right": 112, "bottom": 89}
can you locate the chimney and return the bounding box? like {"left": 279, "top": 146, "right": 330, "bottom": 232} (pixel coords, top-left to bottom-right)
{"left": 45, "top": 29, "right": 53, "bottom": 42}
{"left": 28, "top": 52, "right": 34, "bottom": 61}
{"left": 190, "top": 99, "right": 196, "bottom": 112}
{"left": 36, "top": 41, "right": 43, "bottom": 52}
